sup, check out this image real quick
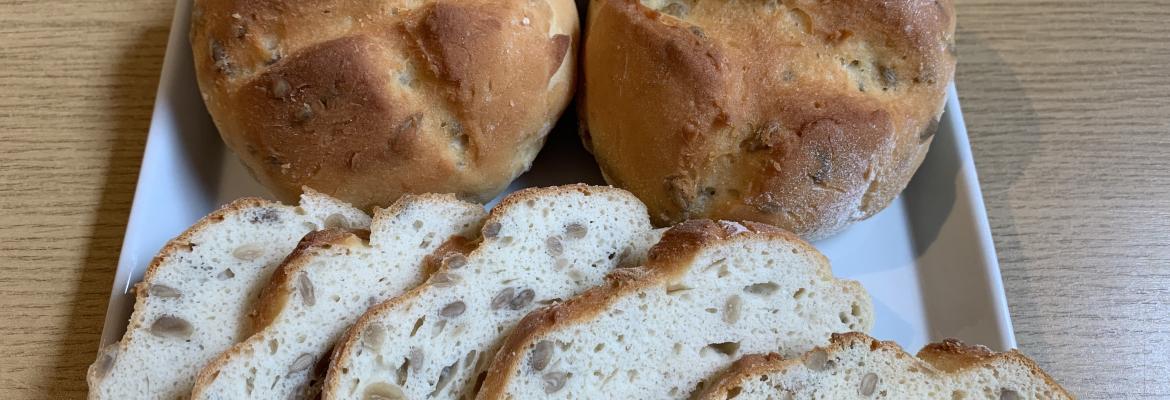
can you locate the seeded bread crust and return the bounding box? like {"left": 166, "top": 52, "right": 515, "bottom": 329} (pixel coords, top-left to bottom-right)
{"left": 477, "top": 219, "right": 872, "bottom": 399}
{"left": 248, "top": 228, "right": 366, "bottom": 331}
{"left": 322, "top": 184, "right": 657, "bottom": 399}
{"left": 696, "top": 332, "right": 1073, "bottom": 400}
{"left": 916, "top": 337, "right": 1065, "bottom": 384}
{"left": 191, "top": 0, "right": 578, "bottom": 210}
{"left": 484, "top": 220, "right": 815, "bottom": 345}
{"left": 190, "top": 194, "right": 485, "bottom": 399}
{"left": 87, "top": 190, "right": 370, "bottom": 400}
{"left": 580, "top": 0, "right": 956, "bottom": 239}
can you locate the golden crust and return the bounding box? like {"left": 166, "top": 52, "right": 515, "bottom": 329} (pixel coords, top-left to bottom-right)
{"left": 697, "top": 332, "right": 1073, "bottom": 399}
{"left": 581, "top": 0, "right": 956, "bottom": 239}
{"left": 191, "top": 0, "right": 579, "bottom": 210}
{"left": 476, "top": 219, "right": 844, "bottom": 399}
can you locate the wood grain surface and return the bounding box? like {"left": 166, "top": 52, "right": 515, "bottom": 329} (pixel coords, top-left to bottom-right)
{"left": 0, "top": 0, "right": 1166, "bottom": 398}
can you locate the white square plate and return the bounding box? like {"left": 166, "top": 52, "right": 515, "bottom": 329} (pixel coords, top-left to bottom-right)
{"left": 99, "top": 0, "right": 1016, "bottom": 355}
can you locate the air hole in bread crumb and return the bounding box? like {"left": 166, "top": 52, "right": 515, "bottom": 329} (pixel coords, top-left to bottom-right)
{"left": 666, "top": 283, "right": 692, "bottom": 295}
{"left": 396, "top": 357, "right": 410, "bottom": 385}
{"left": 702, "top": 258, "right": 728, "bottom": 274}
{"left": 472, "top": 371, "right": 488, "bottom": 394}
{"left": 702, "top": 342, "right": 740, "bottom": 357}
{"left": 594, "top": 343, "right": 605, "bottom": 352}
{"left": 410, "top": 316, "right": 425, "bottom": 337}
{"left": 793, "top": 288, "right": 807, "bottom": 299}
{"left": 744, "top": 282, "right": 780, "bottom": 296}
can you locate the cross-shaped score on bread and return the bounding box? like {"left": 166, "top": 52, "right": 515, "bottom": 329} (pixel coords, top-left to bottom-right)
{"left": 189, "top": 0, "right": 579, "bottom": 211}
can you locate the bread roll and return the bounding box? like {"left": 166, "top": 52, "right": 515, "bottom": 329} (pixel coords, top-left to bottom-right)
{"left": 580, "top": 0, "right": 956, "bottom": 239}
{"left": 191, "top": 0, "right": 578, "bottom": 210}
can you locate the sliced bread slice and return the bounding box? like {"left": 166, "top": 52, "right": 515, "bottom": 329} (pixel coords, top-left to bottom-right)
{"left": 189, "top": 194, "right": 486, "bottom": 399}
{"left": 322, "top": 185, "right": 657, "bottom": 400}
{"left": 478, "top": 220, "right": 873, "bottom": 399}
{"left": 695, "top": 332, "right": 1072, "bottom": 399}
{"left": 87, "top": 190, "right": 371, "bottom": 400}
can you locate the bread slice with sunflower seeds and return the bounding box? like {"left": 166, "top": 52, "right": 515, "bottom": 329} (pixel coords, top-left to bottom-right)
{"left": 695, "top": 332, "right": 1072, "bottom": 400}
{"left": 189, "top": 194, "right": 485, "bottom": 399}
{"left": 322, "top": 185, "right": 658, "bottom": 400}
{"left": 88, "top": 190, "right": 370, "bottom": 400}
{"left": 478, "top": 220, "right": 872, "bottom": 400}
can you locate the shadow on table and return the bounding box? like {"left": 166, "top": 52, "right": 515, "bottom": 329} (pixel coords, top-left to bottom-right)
{"left": 908, "top": 25, "right": 1041, "bottom": 350}
{"left": 41, "top": 24, "right": 172, "bottom": 399}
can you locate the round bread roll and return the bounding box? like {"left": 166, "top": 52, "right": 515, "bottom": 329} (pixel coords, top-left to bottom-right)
{"left": 191, "top": 0, "right": 578, "bottom": 209}
{"left": 580, "top": 0, "right": 956, "bottom": 239}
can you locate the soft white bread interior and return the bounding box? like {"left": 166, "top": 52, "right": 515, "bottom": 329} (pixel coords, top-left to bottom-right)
{"left": 87, "top": 190, "right": 370, "bottom": 399}
{"left": 323, "top": 185, "right": 656, "bottom": 400}
{"left": 477, "top": 220, "right": 872, "bottom": 399}
{"left": 189, "top": 194, "right": 485, "bottom": 399}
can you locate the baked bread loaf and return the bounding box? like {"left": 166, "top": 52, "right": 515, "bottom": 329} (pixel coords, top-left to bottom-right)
{"left": 87, "top": 190, "right": 370, "bottom": 399}
{"left": 477, "top": 219, "right": 872, "bottom": 399}
{"left": 322, "top": 185, "right": 657, "bottom": 399}
{"left": 696, "top": 332, "right": 1072, "bottom": 399}
{"left": 580, "top": 0, "right": 957, "bottom": 239}
{"left": 190, "top": 194, "right": 484, "bottom": 399}
{"left": 190, "top": 0, "right": 579, "bottom": 210}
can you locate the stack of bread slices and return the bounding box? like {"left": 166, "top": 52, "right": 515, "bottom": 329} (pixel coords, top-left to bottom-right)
{"left": 89, "top": 185, "right": 1069, "bottom": 399}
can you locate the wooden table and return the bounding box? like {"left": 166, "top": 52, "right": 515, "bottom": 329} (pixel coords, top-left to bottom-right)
{"left": 1, "top": 0, "right": 1166, "bottom": 397}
